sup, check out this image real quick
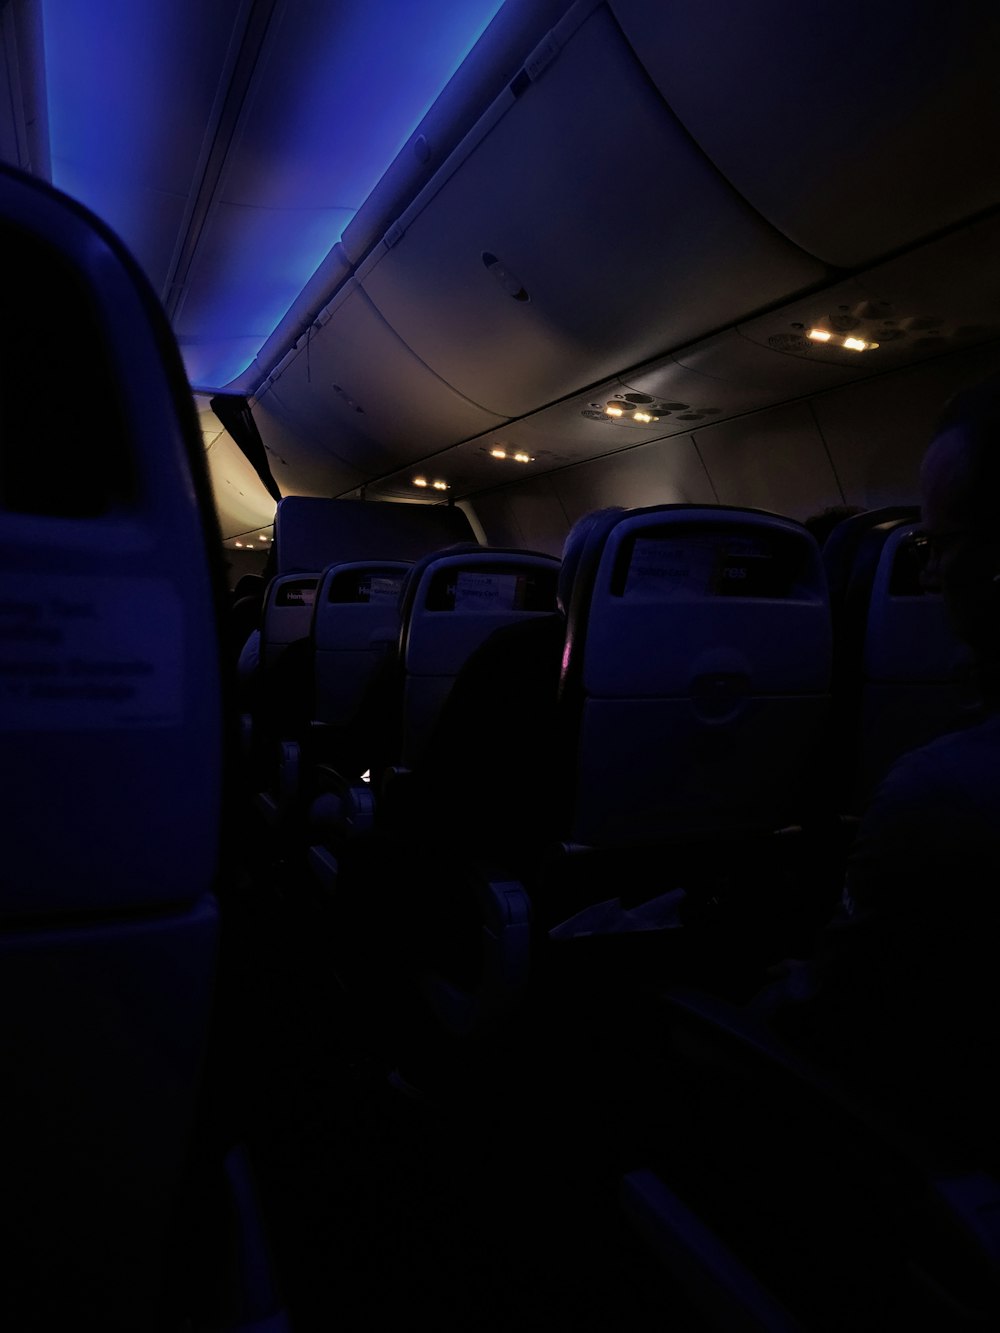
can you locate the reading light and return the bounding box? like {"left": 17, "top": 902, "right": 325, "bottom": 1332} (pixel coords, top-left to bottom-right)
{"left": 842, "top": 337, "right": 867, "bottom": 352}
{"left": 432, "top": 480, "right": 449, "bottom": 490}
{"left": 413, "top": 477, "right": 428, "bottom": 487}
{"left": 490, "top": 448, "right": 507, "bottom": 459}
{"left": 235, "top": 541, "right": 243, "bottom": 547}
{"left": 808, "top": 329, "right": 832, "bottom": 342}
{"left": 633, "top": 411, "right": 653, "bottom": 423}
{"left": 513, "top": 452, "right": 532, "bottom": 463}
{"left": 605, "top": 404, "right": 624, "bottom": 417}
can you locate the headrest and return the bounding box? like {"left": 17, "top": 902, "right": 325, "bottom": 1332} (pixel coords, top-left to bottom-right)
{"left": 822, "top": 505, "right": 920, "bottom": 611}
{"left": 399, "top": 545, "right": 559, "bottom": 645}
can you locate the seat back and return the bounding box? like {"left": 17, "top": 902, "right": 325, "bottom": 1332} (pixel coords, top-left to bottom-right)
{"left": 559, "top": 505, "right": 833, "bottom": 848}
{"left": 833, "top": 514, "right": 979, "bottom": 811}
{"left": 259, "top": 570, "right": 321, "bottom": 670}
{"left": 396, "top": 545, "right": 562, "bottom": 769}
{"left": 311, "top": 559, "right": 412, "bottom": 728}
{"left": 0, "top": 165, "right": 226, "bottom": 1327}
{"left": 821, "top": 503, "right": 921, "bottom": 615}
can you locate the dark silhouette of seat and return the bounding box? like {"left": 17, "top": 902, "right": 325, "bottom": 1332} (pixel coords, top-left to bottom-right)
{"left": 822, "top": 508, "right": 980, "bottom": 815}
{"left": 309, "top": 557, "right": 414, "bottom": 779}
{"left": 313, "top": 544, "right": 563, "bottom": 1041}
{"left": 333, "top": 506, "right": 838, "bottom": 1087}
{"left": 0, "top": 163, "right": 286, "bottom": 1330}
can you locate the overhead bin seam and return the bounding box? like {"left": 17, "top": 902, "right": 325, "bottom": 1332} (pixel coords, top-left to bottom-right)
{"left": 369, "top": 2, "right": 601, "bottom": 261}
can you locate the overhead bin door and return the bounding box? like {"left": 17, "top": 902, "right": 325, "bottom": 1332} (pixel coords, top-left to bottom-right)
{"left": 252, "top": 278, "right": 509, "bottom": 495}
{"left": 356, "top": 1, "right": 829, "bottom": 420}
{"left": 609, "top": 0, "right": 1000, "bottom": 268}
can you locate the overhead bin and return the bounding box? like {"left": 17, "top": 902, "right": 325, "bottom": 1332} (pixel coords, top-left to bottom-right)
{"left": 359, "top": 205, "right": 1000, "bottom": 508}
{"left": 252, "top": 278, "right": 507, "bottom": 496}
{"left": 356, "top": 0, "right": 828, "bottom": 421}
{"left": 340, "top": 0, "right": 577, "bottom": 267}
{"left": 608, "top": 0, "right": 1000, "bottom": 269}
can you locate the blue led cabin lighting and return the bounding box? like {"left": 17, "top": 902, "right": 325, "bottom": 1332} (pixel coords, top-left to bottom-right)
{"left": 42, "top": 0, "right": 505, "bottom": 390}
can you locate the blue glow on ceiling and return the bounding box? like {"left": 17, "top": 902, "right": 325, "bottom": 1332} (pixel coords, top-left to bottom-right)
{"left": 41, "top": 0, "right": 506, "bottom": 389}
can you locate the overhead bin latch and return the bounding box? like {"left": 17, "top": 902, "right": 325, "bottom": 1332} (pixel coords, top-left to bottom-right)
{"left": 515, "top": 32, "right": 559, "bottom": 93}
{"left": 383, "top": 221, "right": 405, "bottom": 250}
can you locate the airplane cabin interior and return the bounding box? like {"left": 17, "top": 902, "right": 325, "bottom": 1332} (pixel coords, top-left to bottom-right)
{"left": 2, "top": 1, "right": 1000, "bottom": 1330}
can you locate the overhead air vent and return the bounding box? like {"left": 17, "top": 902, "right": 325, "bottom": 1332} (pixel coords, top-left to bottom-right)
{"left": 769, "top": 333, "right": 810, "bottom": 353}
{"left": 766, "top": 301, "right": 981, "bottom": 360}
{"left": 582, "top": 396, "right": 723, "bottom": 426}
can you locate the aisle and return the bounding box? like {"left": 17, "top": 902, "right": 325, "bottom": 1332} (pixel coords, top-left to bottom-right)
{"left": 220, "top": 867, "right": 713, "bottom": 1332}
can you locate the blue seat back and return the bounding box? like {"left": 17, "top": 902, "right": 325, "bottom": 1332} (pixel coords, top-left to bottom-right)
{"left": 397, "top": 546, "right": 562, "bottom": 767}
{"left": 836, "top": 514, "right": 979, "bottom": 809}
{"left": 259, "top": 570, "right": 320, "bottom": 670}
{"left": 311, "top": 559, "right": 412, "bottom": 727}
{"left": 559, "top": 505, "right": 833, "bottom": 847}
{"left": 0, "top": 165, "right": 224, "bottom": 1325}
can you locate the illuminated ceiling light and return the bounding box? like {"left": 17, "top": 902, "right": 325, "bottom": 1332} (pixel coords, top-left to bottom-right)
{"left": 432, "top": 480, "right": 449, "bottom": 491}
{"left": 413, "top": 477, "right": 428, "bottom": 487}
{"left": 605, "top": 404, "right": 624, "bottom": 417}
{"left": 633, "top": 411, "right": 654, "bottom": 423}
{"left": 513, "top": 451, "right": 532, "bottom": 463}
{"left": 490, "top": 447, "right": 507, "bottom": 459}
{"left": 808, "top": 328, "right": 832, "bottom": 342}
{"left": 842, "top": 337, "right": 867, "bottom": 351}
{"left": 43, "top": 2, "right": 511, "bottom": 389}
{"left": 235, "top": 541, "right": 243, "bottom": 547}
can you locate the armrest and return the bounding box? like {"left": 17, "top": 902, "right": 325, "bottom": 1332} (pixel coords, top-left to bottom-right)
{"left": 416, "top": 864, "right": 533, "bottom": 1038}
{"left": 307, "top": 763, "right": 377, "bottom": 842}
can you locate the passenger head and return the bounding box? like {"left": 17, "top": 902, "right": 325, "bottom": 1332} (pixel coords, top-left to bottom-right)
{"left": 919, "top": 375, "right": 1000, "bottom": 684}
{"left": 557, "top": 506, "right": 626, "bottom": 615}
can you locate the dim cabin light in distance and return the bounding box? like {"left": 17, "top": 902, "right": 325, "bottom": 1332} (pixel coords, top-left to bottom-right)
{"left": 488, "top": 447, "right": 534, "bottom": 462}
{"left": 808, "top": 328, "right": 879, "bottom": 351}
{"left": 604, "top": 403, "right": 660, "bottom": 423}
